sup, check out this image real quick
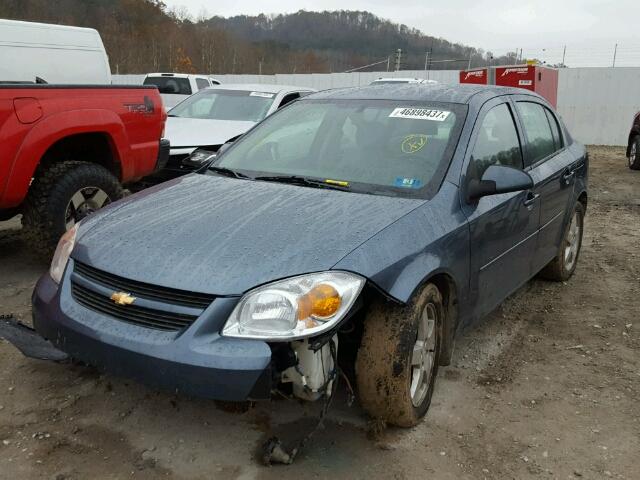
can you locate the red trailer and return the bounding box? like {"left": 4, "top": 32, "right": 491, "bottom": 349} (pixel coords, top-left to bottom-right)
{"left": 459, "top": 68, "right": 489, "bottom": 85}
{"left": 494, "top": 65, "right": 559, "bottom": 107}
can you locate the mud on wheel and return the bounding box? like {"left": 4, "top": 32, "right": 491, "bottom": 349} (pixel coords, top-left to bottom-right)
{"left": 22, "top": 161, "right": 123, "bottom": 258}
{"left": 356, "top": 283, "right": 443, "bottom": 427}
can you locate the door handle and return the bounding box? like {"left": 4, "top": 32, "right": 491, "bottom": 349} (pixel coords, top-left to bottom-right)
{"left": 562, "top": 168, "right": 576, "bottom": 184}
{"left": 523, "top": 191, "right": 540, "bottom": 208}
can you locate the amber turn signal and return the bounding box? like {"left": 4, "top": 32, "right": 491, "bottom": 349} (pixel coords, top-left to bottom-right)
{"left": 297, "top": 283, "right": 342, "bottom": 320}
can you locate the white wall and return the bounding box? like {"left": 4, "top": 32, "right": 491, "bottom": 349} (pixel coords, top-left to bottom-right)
{"left": 555, "top": 67, "right": 640, "bottom": 146}
{"left": 113, "top": 68, "right": 640, "bottom": 146}
{"left": 111, "top": 69, "right": 459, "bottom": 89}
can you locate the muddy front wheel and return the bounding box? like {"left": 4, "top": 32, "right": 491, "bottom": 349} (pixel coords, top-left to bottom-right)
{"left": 356, "top": 283, "right": 443, "bottom": 427}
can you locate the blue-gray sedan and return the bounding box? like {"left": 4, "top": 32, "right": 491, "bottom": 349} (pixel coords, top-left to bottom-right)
{"left": 28, "top": 84, "right": 588, "bottom": 427}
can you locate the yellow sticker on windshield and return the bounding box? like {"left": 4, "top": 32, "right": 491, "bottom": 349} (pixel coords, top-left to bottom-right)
{"left": 325, "top": 179, "right": 349, "bottom": 187}
{"left": 401, "top": 134, "right": 428, "bottom": 154}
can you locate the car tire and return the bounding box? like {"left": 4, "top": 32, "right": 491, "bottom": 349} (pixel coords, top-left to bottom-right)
{"left": 538, "top": 201, "right": 585, "bottom": 282}
{"left": 629, "top": 136, "right": 640, "bottom": 170}
{"left": 356, "top": 283, "right": 443, "bottom": 427}
{"left": 22, "top": 161, "right": 123, "bottom": 259}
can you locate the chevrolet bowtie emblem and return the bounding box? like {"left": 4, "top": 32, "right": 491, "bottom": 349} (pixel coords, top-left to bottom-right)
{"left": 110, "top": 291, "right": 136, "bottom": 305}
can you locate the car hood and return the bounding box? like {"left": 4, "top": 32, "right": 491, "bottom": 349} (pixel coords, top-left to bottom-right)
{"left": 165, "top": 117, "right": 256, "bottom": 148}
{"left": 73, "top": 174, "right": 425, "bottom": 296}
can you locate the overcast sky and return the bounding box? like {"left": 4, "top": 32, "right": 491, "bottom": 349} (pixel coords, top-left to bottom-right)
{"left": 163, "top": 0, "right": 640, "bottom": 67}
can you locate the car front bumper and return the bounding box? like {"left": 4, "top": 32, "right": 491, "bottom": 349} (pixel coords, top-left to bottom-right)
{"left": 31, "top": 263, "right": 272, "bottom": 401}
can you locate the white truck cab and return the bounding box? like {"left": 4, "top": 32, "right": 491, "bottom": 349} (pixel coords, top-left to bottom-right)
{"left": 143, "top": 73, "right": 221, "bottom": 110}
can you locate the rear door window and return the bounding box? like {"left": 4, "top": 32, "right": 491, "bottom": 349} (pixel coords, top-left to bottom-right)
{"left": 471, "top": 103, "right": 523, "bottom": 178}
{"left": 516, "top": 102, "right": 557, "bottom": 164}
{"left": 544, "top": 109, "right": 563, "bottom": 151}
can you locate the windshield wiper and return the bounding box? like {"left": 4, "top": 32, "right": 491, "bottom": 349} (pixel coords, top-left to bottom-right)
{"left": 254, "top": 175, "right": 350, "bottom": 191}
{"left": 208, "top": 166, "right": 250, "bottom": 179}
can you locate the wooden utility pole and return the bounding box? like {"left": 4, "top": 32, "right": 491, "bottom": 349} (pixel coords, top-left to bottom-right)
{"left": 612, "top": 43, "right": 618, "bottom": 67}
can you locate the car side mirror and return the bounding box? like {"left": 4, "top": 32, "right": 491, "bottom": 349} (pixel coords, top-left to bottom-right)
{"left": 467, "top": 164, "right": 533, "bottom": 203}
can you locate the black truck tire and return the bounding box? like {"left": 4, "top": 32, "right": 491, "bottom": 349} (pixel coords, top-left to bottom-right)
{"left": 538, "top": 202, "right": 585, "bottom": 282}
{"left": 629, "top": 136, "right": 640, "bottom": 170}
{"left": 356, "top": 283, "right": 443, "bottom": 427}
{"left": 22, "top": 161, "right": 123, "bottom": 259}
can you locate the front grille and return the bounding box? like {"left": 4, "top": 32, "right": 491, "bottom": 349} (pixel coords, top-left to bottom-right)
{"left": 74, "top": 261, "right": 215, "bottom": 309}
{"left": 71, "top": 282, "right": 197, "bottom": 332}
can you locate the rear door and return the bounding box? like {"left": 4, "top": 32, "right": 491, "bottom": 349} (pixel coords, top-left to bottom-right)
{"left": 511, "top": 97, "right": 576, "bottom": 273}
{"left": 461, "top": 97, "right": 540, "bottom": 318}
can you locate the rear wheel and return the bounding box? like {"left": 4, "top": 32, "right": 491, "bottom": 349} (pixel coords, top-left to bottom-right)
{"left": 356, "top": 283, "right": 443, "bottom": 427}
{"left": 538, "top": 202, "right": 585, "bottom": 281}
{"left": 629, "top": 136, "right": 640, "bottom": 170}
{"left": 22, "top": 161, "right": 123, "bottom": 258}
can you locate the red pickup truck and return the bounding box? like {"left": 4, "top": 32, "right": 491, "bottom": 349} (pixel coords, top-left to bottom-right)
{"left": 0, "top": 85, "right": 168, "bottom": 255}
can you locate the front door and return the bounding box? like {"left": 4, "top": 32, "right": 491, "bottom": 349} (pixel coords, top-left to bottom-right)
{"left": 461, "top": 99, "right": 540, "bottom": 319}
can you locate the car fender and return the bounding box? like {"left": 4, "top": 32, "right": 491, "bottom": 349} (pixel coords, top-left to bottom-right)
{"left": 3, "top": 109, "right": 129, "bottom": 208}
{"left": 333, "top": 182, "right": 471, "bottom": 322}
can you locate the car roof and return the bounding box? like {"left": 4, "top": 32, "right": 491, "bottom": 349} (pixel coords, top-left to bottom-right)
{"left": 307, "top": 83, "right": 538, "bottom": 105}
{"left": 205, "top": 83, "right": 315, "bottom": 94}
{"left": 146, "top": 73, "right": 208, "bottom": 78}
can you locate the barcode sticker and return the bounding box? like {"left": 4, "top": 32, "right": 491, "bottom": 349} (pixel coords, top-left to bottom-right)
{"left": 389, "top": 108, "right": 451, "bottom": 121}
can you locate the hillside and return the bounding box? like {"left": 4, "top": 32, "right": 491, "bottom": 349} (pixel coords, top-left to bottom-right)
{"left": 0, "top": 0, "right": 514, "bottom": 74}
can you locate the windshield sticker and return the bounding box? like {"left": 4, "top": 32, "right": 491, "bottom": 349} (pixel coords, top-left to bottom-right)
{"left": 249, "top": 91, "right": 275, "bottom": 98}
{"left": 389, "top": 107, "right": 450, "bottom": 122}
{"left": 394, "top": 177, "right": 423, "bottom": 189}
{"left": 401, "top": 134, "right": 428, "bottom": 154}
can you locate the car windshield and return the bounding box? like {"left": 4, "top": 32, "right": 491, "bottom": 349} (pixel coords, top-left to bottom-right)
{"left": 214, "top": 99, "right": 466, "bottom": 198}
{"left": 143, "top": 77, "right": 192, "bottom": 95}
{"left": 169, "top": 89, "right": 276, "bottom": 122}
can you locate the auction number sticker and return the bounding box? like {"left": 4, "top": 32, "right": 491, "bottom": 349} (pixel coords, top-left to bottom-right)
{"left": 250, "top": 91, "right": 275, "bottom": 98}
{"left": 389, "top": 107, "right": 451, "bottom": 121}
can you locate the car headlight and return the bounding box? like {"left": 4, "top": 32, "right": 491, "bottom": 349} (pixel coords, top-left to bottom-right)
{"left": 182, "top": 148, "right": 217, "bottom": 167}
{"left": 49, "top": 223, "right": 79, "bottom": 284}
{"left": 222, "top": 272, "right": 365, "bottom": 341}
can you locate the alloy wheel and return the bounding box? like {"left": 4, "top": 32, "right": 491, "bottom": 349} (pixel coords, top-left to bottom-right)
{"left": 64, "top": 187, "right": 111, "bottom": 229}
{"left": 563, "top": 210, "right": 582, "bottom": 272}
{"left": 410, "top": 303, "right": 437, "bottom": 407}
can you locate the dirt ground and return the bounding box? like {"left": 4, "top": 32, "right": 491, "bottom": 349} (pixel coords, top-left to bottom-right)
{"left": 0, "top": 146, "right": 638, "bottom": 480}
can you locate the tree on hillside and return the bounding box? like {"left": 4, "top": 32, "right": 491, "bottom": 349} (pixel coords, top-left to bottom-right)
{"left": 0, "top": 1, "right": 518, "bottom": 74}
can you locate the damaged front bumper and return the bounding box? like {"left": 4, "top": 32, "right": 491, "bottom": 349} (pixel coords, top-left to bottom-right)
{"left": 23, "top": 267, "right": 273, "bottom": 401}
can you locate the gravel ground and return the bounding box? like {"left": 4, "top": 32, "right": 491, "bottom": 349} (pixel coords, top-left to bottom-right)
{"left": 0, "top": 146, "right": 638, "bottom": 479}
